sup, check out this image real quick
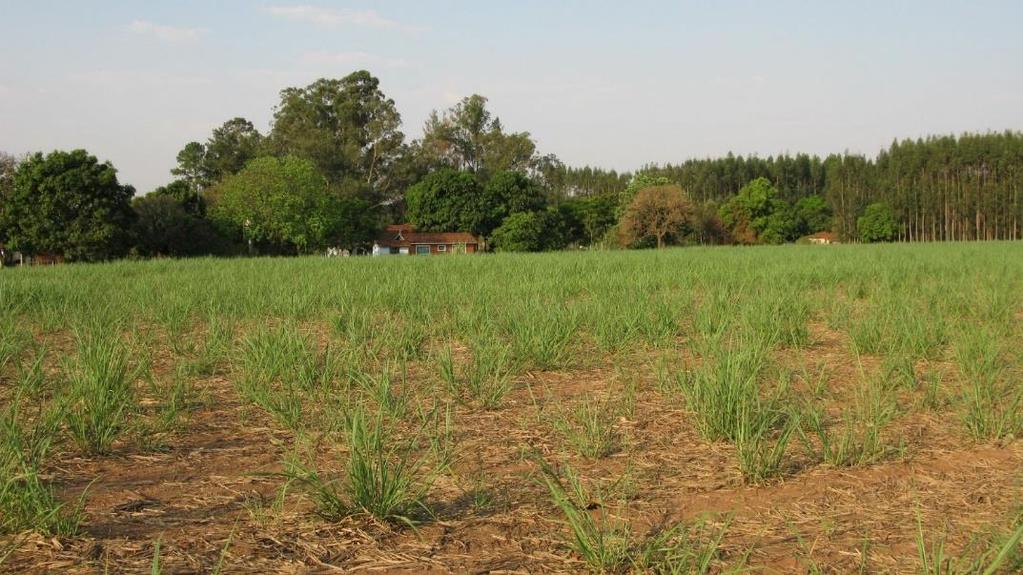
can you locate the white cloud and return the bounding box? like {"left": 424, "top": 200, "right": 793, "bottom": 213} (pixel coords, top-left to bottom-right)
{"left": 126, "top": 20, "right": 206, "bottom": 43}
{"left": 263, "top": 5, "right": 421, "bottom": 32}
{"left": 301, "top": 50, "right": 409, "bottom": 69}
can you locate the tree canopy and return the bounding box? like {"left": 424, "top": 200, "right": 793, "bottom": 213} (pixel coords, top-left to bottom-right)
{"left": 858, "top": 202, "right": 899, "bottom": 243}
{"left": 0, "top": 149, "right": 135, "bottom": 261}
{"left": 618, "top": 185, "right": 694, "bottom": 248}
{"left": 404, "top": 168, "right": 484, "bottom": 235}
{"left": 209, "top": 156, "right": 374, "bottom": 253}
{"left": 270, "top": 71, "right": 404, "bottom": 199}
{"left": 132, "top": 194, "right": 226, "bottom": 257}
{"left": 420, "top": 95, "right": 537, "bottom": 179}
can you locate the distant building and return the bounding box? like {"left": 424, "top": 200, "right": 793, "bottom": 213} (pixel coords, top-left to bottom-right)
{"left": 372, "top": 224, "right": 480, "bottom": 256}
{"left": 0, "top": 245, "right": 64, "bottom": 267}
{"left": 805, "top": 231, "right": 838, "bottom": 245}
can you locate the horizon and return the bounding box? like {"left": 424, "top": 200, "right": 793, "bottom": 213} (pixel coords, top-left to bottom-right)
{"left": 2, "top": 1, "right": 1022, "bottom": 193}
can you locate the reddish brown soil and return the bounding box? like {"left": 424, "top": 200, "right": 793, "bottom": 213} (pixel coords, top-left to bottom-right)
{"left": 3, "top": 323, "right": 1022, "bottom": 574}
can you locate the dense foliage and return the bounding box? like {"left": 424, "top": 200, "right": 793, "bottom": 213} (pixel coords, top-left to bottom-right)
{"left": 209, "top": 156, "right": 373, "bottom": 253}
{"left": 858, "top": 202, "right": 899, "bottom": 243}
{"left": 0, "top": 150, "right": 135, "bottom": 261}
{"left": 4, "top": 68, "right": 1023, "bottom": 261}
{"left": 618, "top": 185, "right": 694, "bottom": 248}
{"left": 131, "top": 194, "right": 227, "bottom": 257}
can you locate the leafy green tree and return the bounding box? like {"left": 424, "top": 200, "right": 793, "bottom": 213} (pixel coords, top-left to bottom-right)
{"left": 491, "top": 211, "right": 545, "bottom": 252}
{"left": 0, "top": 149, "right": 135, "bottom": 261}
{"left": 420, "top": 94, "right": 537, "bottom": 178}
{"left": 0, "top": 153, "right": 17, "bottom": 243}
{"left": 131, "top": 194, "right": 228, "bottom": 257}
{"left": 270, "top": 71, "right": 404, "bottom": 198}
{"left": 204, "top": 117, "right": 264, "bottom": 181}
{"left": 152, "top": 179, "right": 204, "bottom": 217}
{"left": 209, "top": 156, "right": 371, "bottom": 253}
{"left": 0, "top": 153, "right": 17, "bottom": 249}
{"left": 794, "top": 195, "right": 831, "bottom": 235}
{"left": 171, "top": 141, "right": 211, "bottom": 196}
{"left": 618, "top": 185, "right": 694, "bottom": 248}
{"left": 404, "top": 169, "right": 484, "bottom": 234}
{"left": 719, "top": 177, "right": 800, "bottom": 244}
{"left": 759, "top": 202, "right": 800, "bottom": 244}
{"left": 491, "top": 208, "right": 567, "bottom": 252}
{"left": 479, "top": 171, "right": 546, "bottom": 236}
{"left": 858, "top": 202, "right": 899, "bottom": 242}
{"left": 561, "top": 192, "right": 618, "bottom": 245}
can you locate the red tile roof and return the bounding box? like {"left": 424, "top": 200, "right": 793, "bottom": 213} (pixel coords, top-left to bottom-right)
{"left": 375, "top": 225, "right": 479, "bottom": 247}
{"left": 807, "top": 231, "right": 838, "bottom": 242}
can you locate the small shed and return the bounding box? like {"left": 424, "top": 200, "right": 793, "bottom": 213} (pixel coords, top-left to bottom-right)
{"left": 805, "top": 231, "right": 838, "bottom": 245}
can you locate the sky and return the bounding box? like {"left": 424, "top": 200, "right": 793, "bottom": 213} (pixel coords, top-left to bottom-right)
{"left": 1, "top": 0, "right": 1022, "bottom": 193}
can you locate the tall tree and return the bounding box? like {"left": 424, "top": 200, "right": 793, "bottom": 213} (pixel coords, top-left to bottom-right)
{"left": 420, "top": 94, "right": 537, "bottom": 178}
{"left": 270, "top": 71, "right": 404, "bottom": 199}
{"left": 0, "top": 152, "right": 18, "bottom": 246}
{"left": 171, "top": 141, "right": 210, "bottom": 196}
{"left": 0, "top": 150, "right": 135, "bottom": 261}
{"left": 204, "top": 117, "right": 264, "bottom": 181}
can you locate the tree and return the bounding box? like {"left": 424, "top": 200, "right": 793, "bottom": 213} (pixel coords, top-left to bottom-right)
{"left": 795, "top": 195, "right": 831, "bottom": 235}
{"left": 404, "top": 169, "right": 484, "bottom": 234}
{"left": 171, "top": 141, "right": 210, "bottom": 196}
{"left": 858, "top": 202, "right": 899, "bottom": 243}
{"left": 479, "top": 171, "right": 547, "bottom": 237}
{"left": 618, "top": 173, "right": 671, "bottom": 216}
{"left": 131, "top": 194, "right": 227, "bottom": 257}
{"left": 0, "top": 152, "right": 17, "bottom": 248}
{"left": 691, "top": 201, "right": 731, "bottom": 245}
{"left": 618, "top": 185, "right": 694, "bottom": 248}
{"left": 152, "top": 179, "right": 205, "bottom": 217}
{"left": 491, "top": 211, "right": 546, "bottom": 252}
{"left": 270, "top": 72, "right": 404, "bottom": 198}
{"left": 204, "top": 117, "right": 264, "bottom": 181}
{"left": 490, "top": 208, "right": 567, "bottom": 252}
{"left": 209, "top": 156, "right": 372, "bottom": 253}
{"left": 420, "top": 94, "right": 537, "bottom": 178}
{"left": 561, "top": 192, "right": 618, "bottom": 245}
{"left": 719, "top": 177, "right": 799, "bottom": 244}
{"left": 0, "top": 150, "right": 135, "bottom": 261}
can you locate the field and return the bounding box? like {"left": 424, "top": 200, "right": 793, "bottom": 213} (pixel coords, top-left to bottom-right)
{"left": 1, "top": 243, "right": 1023, "bottom": 573}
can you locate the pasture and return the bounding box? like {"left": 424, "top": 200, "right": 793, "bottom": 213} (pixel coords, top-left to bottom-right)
{"left": 1, "top": 243, "right": 1022, "bottom": 573}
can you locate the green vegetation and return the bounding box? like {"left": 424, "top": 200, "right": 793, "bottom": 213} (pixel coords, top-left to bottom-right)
{"left": 0, "top": 149, "right": 135, "bottom": 261}
{"left": 5, "top": 66, "right": 1023, "bottom": 262}
{"left": 1, "top": 242, "right": 1021, "bottom": 571}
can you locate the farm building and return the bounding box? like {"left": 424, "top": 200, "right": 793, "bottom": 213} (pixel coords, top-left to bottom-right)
{"left": 804, "top": 231, "right": 838, "bottom": 245}
{"left": 0, "top": 245, "right": 65, "bottom": 267}
{"left": 372, "top": 224, "right": 480, "bottom": 256}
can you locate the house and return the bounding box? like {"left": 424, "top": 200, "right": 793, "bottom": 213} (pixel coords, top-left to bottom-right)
{"left": 372, "top": 224, "right": 480, "bottom": 256}
{"left": 805, "top": 231, "right": 838, "bottom": 245}
{"left": 0, "top": 245, "right": 64, "bottom": 267}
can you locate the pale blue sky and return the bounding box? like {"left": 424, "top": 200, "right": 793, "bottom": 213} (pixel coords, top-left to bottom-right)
{"left": 1, "top": 1, "right": 1021, "bottom": 192}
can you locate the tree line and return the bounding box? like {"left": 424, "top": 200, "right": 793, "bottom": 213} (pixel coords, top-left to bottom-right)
{"left": 2, "top": 69, "right": 1022, "bottom": 262}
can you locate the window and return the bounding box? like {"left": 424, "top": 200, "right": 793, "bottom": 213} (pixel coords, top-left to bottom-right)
{"left": 416, "top": 245, "right": 431, "bottom": 255}
{"left": 437, "top": 244, "right": 447, "bottom": 253}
